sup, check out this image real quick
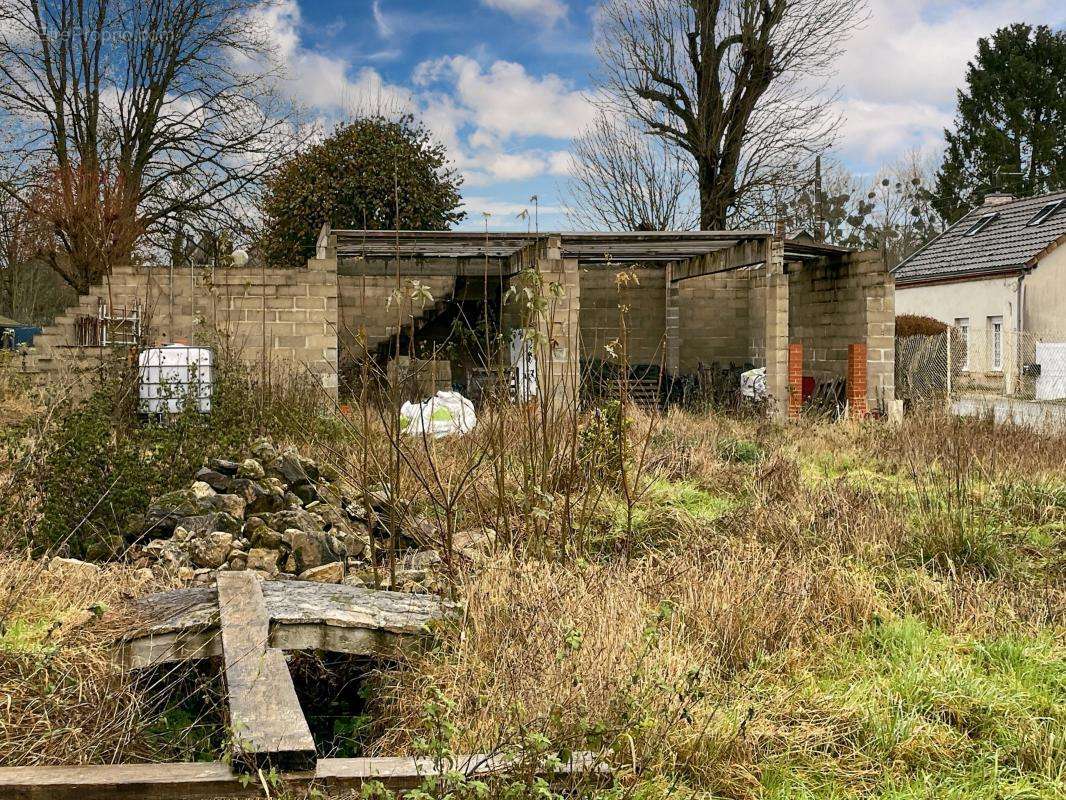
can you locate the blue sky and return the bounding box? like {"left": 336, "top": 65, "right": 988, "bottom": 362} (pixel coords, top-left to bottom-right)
{"left": 262, "top": 0, "right": 1066, "bottom": 230}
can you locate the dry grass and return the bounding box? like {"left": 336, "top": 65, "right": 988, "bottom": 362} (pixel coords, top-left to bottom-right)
{"left": 366, "top": 408, "right": 1065, "bottom": 799}
{"left": 0, "top": 378, "right": 1062, "bottom": 798}
{"left": 0, "top": 555, "right": 181, "bottom": 766}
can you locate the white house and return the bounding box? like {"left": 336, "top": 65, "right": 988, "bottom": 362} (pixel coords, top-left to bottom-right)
{"left": 893, "top": 190, "right": 1066, "bottom": 396}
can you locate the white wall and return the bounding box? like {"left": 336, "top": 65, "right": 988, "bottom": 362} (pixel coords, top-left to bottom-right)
{"left": 895, "top": 275, "right": 1019, "bottom": 375}
{"left": 1024, "top": 245, "right": 1066, "bottom": 336}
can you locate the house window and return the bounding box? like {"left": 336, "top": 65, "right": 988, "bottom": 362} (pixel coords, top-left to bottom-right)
{"left": 988, "top": 316, "right": 1003, "bottom": 371}
{"left": 1027, "top": 200, "right": 1064, "bottom": 226}
{"left": 954, "top": 317, "right": 969, "bottom": 370}
{"left": 963, "top": 213, "right": 998, "bottom": 236}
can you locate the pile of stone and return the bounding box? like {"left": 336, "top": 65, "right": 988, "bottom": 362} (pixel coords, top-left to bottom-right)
{"left": 129, "top": 437, "right": 494, "bottom": 591}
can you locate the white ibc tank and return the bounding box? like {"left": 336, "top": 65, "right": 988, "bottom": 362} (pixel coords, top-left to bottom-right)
{"left": 138, "top": 345, "right": 213, "bottom": 414}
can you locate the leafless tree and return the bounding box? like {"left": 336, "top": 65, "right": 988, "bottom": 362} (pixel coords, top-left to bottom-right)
{"left": 566, "top": 111, "right": 697, "bottom": 231}
{"left": 596, "top": 0, "right": 867, "bottom": 230}
{"left": 0, "top": 0, "right": 304, "bottom": 292}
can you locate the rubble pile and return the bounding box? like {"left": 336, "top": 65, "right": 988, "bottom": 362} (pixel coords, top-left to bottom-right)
{"left": 128, "top": 437, "right": 494, "bottom": 591}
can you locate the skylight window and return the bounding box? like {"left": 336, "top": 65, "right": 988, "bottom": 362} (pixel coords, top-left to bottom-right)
{"left": 1026, "top": 200, "right": 1064, "bottom": 226}
{"left": 963, "top": 213, "right": 997, "bottom": 236}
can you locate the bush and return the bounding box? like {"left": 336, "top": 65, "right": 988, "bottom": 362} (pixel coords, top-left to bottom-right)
{"left": 896, "top": 314, "right": 949, "bottom": 337}
{"left": 31, "top": 359, "right": 338, "bottom": 559}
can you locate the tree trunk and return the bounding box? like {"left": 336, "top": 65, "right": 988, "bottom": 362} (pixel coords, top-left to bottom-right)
{"left": 697, "top": 157, "right": 728, "bottom": 230}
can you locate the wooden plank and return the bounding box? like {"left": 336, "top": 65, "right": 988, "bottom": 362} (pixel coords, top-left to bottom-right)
{"left": 0, "top": 753, "right": 607, "bottom": 800}
{"left": 0, "top": 762, "right": 265, "bottom": 800}
{"left": 216, "top": 571, "right": 316, "bottom": 772}
{"left": 317, "top": 751, "right": 610, "bottom": 791}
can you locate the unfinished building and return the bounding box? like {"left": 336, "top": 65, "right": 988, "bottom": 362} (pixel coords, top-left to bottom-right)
{"left": 19, "top": 227, "right": 894, "bottom": 418}
{"left": 325, "top": 227, "right": 894, "bottom": 417}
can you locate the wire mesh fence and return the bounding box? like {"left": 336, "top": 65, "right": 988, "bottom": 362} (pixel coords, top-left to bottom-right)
{"left": 896, "top": 326, "right": 1066, "bottom": 406}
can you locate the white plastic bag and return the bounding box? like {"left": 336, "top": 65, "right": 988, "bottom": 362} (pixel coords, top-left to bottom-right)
{"left": 400, "top": 391, "right": 477, "bottom": 438}
{"left": 740, "top": 367, "right": 767, "bottom": 400}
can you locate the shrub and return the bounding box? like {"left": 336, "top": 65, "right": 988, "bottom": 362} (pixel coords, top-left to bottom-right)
{"left": 31, "top": 358, "right": 338, "bottom": 558}
{"left": 896, "top": 314, "right": 949, "bottom": 337}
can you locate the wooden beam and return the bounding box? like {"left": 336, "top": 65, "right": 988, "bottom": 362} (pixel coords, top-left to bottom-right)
{"left": 336, "top": 258, "right": 510, "bottom": 277}
{"left": 0, "top": 753, "right": 608, "bottom": 800}
{"left": 0, "top": 762, "right": 265, "bottom": 800}
{"left": 216, "top": 572, "right": 316, "bottom": 772}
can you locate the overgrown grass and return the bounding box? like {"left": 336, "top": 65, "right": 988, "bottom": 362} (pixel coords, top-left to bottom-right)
{"left": 0, "top": 369, "right": 1063, "bottom": 799}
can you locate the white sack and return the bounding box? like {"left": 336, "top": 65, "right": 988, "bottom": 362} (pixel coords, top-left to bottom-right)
{"left": 400, "top": 391, "right": 477, "bottom": 438}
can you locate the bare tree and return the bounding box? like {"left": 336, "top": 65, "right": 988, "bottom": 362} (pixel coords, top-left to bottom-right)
{"left": 596, "top": 0, "right": 866, "bottom": 230}
{"left": 0, "top": 0, "right": 303, "bottom": 292}
{"left": 566, "top": 111, "right": 697, "bottom": 231}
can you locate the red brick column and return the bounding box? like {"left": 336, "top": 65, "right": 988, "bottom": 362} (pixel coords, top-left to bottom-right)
{"left": 847, "top": 343, "right": 868, "bottom": 417}
{"left": 787, "top": 342, "right": 803, "bottom": 419}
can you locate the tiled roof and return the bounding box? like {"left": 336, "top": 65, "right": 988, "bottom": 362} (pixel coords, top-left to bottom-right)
{"left": 893, "top": 190, "right": 1066, "bottom": 284}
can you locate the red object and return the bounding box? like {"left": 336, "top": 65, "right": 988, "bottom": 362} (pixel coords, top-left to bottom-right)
{"left": 847, "top": 343, "right": 868, "bottom": 416}
{"left": 787, "top": 343, "right": 803, "bottom": 419}
{"left": 802, "top": 376, "right": 815, "bottom": 401}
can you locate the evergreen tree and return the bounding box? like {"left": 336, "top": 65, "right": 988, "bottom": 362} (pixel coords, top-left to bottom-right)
{"left": 933, "top": 24, "right": 1066, "bottom": 223}
{"left": 258, "top": 115, "right": 465, "bottom": 267}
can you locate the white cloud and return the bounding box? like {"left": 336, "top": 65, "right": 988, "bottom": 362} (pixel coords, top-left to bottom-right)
{"left": 839, "top": 0, "right": 1060, "bottom": 108}
{"left": 245, "top": 0, "right": 412, "bottom": 114}
{"left": 833, "top": 0, "right": 1064, "bottom": 166}
{"left": 414, "top": 55, "right": 597, "bottom": 141}
{"left": 833, "top": 98, "right": 951, "bottom": 165}
{"left": 458, "top": 195, "right": 564, "bottom": 227}
{"left": 371, "top": 0, "right": 393, "bottom": 39}
{"left": 480, "top": 0, "right": 568, "bottom": 26}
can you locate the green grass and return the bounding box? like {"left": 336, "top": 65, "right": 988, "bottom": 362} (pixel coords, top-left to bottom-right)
{"left": 745, "top": 618, "right": 1066, "bottom": 798}
{"left": 603, "top": 478, "right": 735, "bottom": 552}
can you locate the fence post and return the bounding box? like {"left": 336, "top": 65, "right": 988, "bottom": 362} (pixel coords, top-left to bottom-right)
{"left": 945, "top": 328, "right": 952, "bottom": 405}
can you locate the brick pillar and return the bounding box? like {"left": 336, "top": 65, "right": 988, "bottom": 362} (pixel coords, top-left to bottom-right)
{"left": 788, "top": 342, "right": 803, "bottom": 419}
{"left": 847, "top": 343, "right": 868, "bottom": 417}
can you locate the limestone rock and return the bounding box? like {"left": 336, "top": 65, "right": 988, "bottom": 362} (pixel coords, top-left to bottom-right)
{"left": 259, "top": 509, "right": 323, "bottom": 535}
{"left": 210, "top": 493, "right": 246, "bottom": 519}
{"left": 289, "top": 529, "right": 341, "bottom": 572}
{"left": 237, "top": 458, "right": 265, "bottom": 479}
{"left": 298, "top": 562, "right": 344, "bottom": 583}
{"left": 175, "top": 512, "right": 242, "bottom": 538}
{"left": 293, "top": 483, "right": 318, "bottom": 506}
{"left": 48, "top": 557, "right": 101, "bottom": 579}
{"left": 250, "top": 437, "right": 278, "bottom": 462}
{"left": 404, "top": 549, "right": 442, "bottom": 570}
{"left": 208, "top": 458, "right": 239, "bottom": 475}
{"left": 195, "top": 467, "right": 232, "bottom": 493}
{"left": 251, "top": 526, "right": 289, "bottom": 550}
{"left": 190, "top": 481, "right": 216, "bottom": 500}
{"left": 189, "top": 531, "right": 234, "bottom": 569}
{"left": 227, "top": 549, "right": 249, "bottom": 570}
{"left": 144, "top": 489, "right": 213, "bottom": 535}
{"left": 454, "top": 527, "right": 497, "bottom": 559}
{"left": 246, "top": 547, "right": 280, "bottom": 575}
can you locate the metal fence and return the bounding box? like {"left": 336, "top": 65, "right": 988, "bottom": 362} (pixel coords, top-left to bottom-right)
{"left": 897, "top": 326, "right": 1066, "bottom": 406}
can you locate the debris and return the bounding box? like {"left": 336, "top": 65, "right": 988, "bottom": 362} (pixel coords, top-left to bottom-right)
{"left": 400, "top": 390, "right": 477, "bottom": 438}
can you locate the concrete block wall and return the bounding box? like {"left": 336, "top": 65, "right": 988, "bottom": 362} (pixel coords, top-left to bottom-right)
{"left": 336, "top": 274, "right": 455, "bottom": 358}
{"left": 25, "top": 263, "right": 339, "bottom": 394}
{"left": 676, "top": 270, "right": 754, "bottom": 371}
{"left": 788, "top": 251, "right": 895, "bottom": 408}
{"left": 578, "top": 267, "right": 665, "bottom": 365}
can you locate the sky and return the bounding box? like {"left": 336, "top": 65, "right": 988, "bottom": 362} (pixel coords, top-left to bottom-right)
{"left": 267, "top": 0, "right": 1066, "bottom": 230}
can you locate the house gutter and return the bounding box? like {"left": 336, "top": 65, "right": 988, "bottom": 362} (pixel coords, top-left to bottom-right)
{"left": 895, "top": 266, "right": 1024, "bottom": 289}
